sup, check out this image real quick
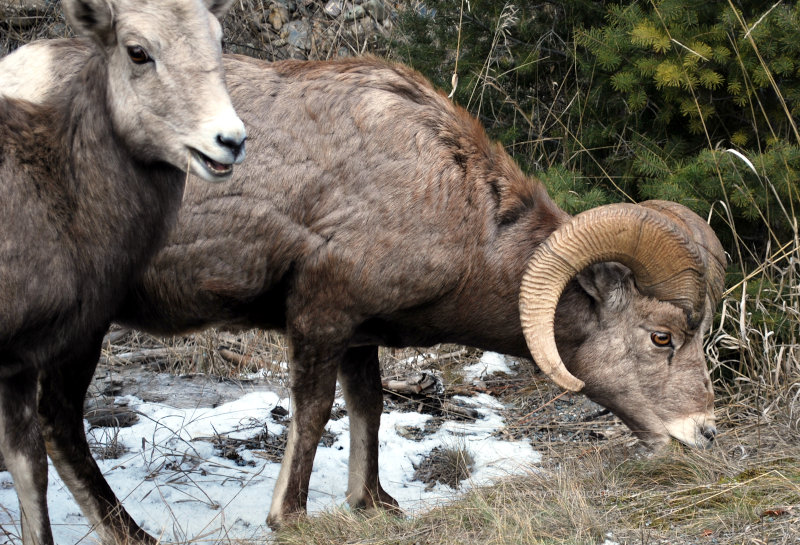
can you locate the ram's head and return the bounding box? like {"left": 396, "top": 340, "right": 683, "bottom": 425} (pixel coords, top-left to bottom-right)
{"left": 520, "top": 200, "right": 726, "bottom": 449}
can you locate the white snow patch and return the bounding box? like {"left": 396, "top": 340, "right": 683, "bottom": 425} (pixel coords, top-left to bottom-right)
{"left": 462, "top": 351, "right": 516, "bottom": 381}
{"left": 395, "top": 352, "right": 440, "bottom": 367}
{"left": 243, "top": 360, "right": 289, "bottom": 380}
{"left": 0, "top": 381, "right": 539, "bottom": 543}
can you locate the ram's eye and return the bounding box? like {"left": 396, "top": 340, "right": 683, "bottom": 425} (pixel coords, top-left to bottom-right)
{"left": 127, "top": 45, "right": 151, "bottom": 65}
{"left": 651, "top": 331, "right": 672, "bottom": 347}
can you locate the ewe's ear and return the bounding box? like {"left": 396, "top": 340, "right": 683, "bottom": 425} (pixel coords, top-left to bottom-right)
{"left": 203, "top": 0, "right": 236, "bottom": 19}
{"left": 62, "top": 0, "right": 115, "bottom": 46}
{"left": 576, "top": 262, "right": 633, "bottom": 312}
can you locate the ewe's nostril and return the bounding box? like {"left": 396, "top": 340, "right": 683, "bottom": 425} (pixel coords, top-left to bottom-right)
{"left": 217, "top": 133, "right": 246, "bottom": 159}
{"left": 701, "top": 426, "right": 717, "bottom": 442}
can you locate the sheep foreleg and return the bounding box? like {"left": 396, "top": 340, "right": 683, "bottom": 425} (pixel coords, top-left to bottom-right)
{"left": 38, "top": 343, "right": 157, "bottom": 545}
{"left": 0, "top": 369, "right": 53, "bottom": 545}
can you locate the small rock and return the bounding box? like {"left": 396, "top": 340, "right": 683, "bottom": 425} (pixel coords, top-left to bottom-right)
{"left": 323, "top": 0, "right": 343, "bottom": 17}
{"left": 348, "top": 18, "right": 374, "bottom": 36}
{"left": 95, "top": 374, "right": 124, "bottom": 396}
{"left": 342, "top": 4, "right": 365, "bottom": 20}
{"left": 85, "top": 403, "right": 139, "bottom": 428}
{"left": 270, "top": 405, "right": 289, "bottom": 419}
{"left": 285, "top": 19, "right": 311, "bottom": 50}
{"left": 271, "top": 0, "right": 296, "bottom": 11}
{"left": 268, "top": 4, "right": 290, "bottom": 31}
{"left": 395, "top": 425, "right": 424, "bottom": 441}
{"left": 363, "top": 0, "right": 387, "bottom": 21}
{"left": 288, "top": 48, "right": 307, "bottom": 60}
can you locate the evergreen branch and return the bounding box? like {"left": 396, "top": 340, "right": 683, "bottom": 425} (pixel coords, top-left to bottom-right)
{"left": 727, "top": 0, "right": 800, "bottom": 147}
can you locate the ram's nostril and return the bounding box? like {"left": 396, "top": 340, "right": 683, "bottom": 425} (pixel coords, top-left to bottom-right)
{"left": 701, "top": 425, "right": 717, "bottom": 442}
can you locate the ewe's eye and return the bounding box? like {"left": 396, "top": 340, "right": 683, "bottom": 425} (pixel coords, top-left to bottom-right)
{"left": 127, "top": 45, "right": 151, "bottom": 65}
{"left": 650, "top": 331, "right": 672, "bottom": 347}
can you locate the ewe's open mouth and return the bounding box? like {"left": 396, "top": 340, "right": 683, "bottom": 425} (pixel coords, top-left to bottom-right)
{"left": 191, "top": 148, "right": 233, "bottom": 178}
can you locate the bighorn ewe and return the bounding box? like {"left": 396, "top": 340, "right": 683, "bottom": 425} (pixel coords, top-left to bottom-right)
{"left": 1, "top": 47, "right": 725, "bottom": 540}
{"left": 0, "top": 0, "right": 245, "bottom": 543}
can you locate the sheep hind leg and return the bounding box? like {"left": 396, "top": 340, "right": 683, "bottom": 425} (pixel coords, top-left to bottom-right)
{"left": 0, "top": 368, "right": 54, "bottom": 545}
{"left": 337, "top": 346, "right": 400, "bottom": 513}
{"left": 266, "top": 332, "right": 342, "bottom": 529}
{"left": 37, "top": 342, "right": 157, "bottom": 545}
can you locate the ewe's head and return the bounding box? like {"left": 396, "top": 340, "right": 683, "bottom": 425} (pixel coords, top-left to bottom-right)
{"left": 520, "top": 201, "right": 726, "bottom": 449}
{"left": 63, "top": 0, "right": 246, "bottom": 181}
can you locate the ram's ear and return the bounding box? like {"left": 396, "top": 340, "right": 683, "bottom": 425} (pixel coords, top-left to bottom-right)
{"left": 576, "top": 262, "right": 634, "bottom": 313}
{"left": 62, "top": 0, "right": 115, "bottom": 46}
{"left": 203, "top": 0, "right": 236, "bottom": 19}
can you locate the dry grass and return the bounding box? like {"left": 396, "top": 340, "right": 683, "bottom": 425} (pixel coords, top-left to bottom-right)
{"left": 272, "top": 394, "right": 800, "bottom": 545}
{"left": 413, "top": 444, "right": 476, "bottom": 490}
{"left": 0, "top": 3, "right": 68, "bottom": 55}
{"left": 101, "top": 327, "right": 290, "bottom": 381}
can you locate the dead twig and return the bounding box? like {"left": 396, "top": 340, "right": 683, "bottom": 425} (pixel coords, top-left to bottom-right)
{"left": 382, "top": 371, "right": 442, "bottom": 396}
{"left": 101, "top": 347, "right": 189, "bottom": 364}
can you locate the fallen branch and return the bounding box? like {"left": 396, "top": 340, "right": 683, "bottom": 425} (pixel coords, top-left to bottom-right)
{"left": 382, "top": 371, "right": 442, "bottom": 396}
{"left": 441, "top": 401, "right": 479, "bottom": 420}
{"left": 218, "top": 347, "right": 254, "bottom": 367}
{"left": 103, "top": 328, "right": 131, "bottom": 345}
{"left": 101, "top": 347, "right": 187, "bottom": 364}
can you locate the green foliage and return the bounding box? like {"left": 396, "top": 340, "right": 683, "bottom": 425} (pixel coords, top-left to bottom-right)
{"left": 573, "top": 1, "right": 800, "bottom": 243}
{"left": 393, "top": 0, "right": 800, "bottom": 250}
{"left": 539, "top": 166, "right": 613, "bottom": 214}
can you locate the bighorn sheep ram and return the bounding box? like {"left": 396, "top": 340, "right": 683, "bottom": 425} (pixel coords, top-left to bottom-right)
{"left": 0, "top": 0, "right": 245, "bottom": 543}
{"left": 1, "top": 45, "right": 725, "bottom": 542}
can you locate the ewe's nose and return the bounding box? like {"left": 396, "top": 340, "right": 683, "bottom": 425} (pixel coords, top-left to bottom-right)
{"left": 700, "top": 423, "right": 717, "bottom": 443}
{"left": 217, "top": 132, "right": 246, "bottom": 163}
{"left": 211, "top": 107, "right": 247, "bottom": 164}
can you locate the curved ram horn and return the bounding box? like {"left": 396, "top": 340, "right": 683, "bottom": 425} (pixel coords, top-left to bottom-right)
{"left": 638, "top": 200, "right": 727, "bottom": 308}
{"left": 519, "top": 203, "right": 708, "bottom": 392}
